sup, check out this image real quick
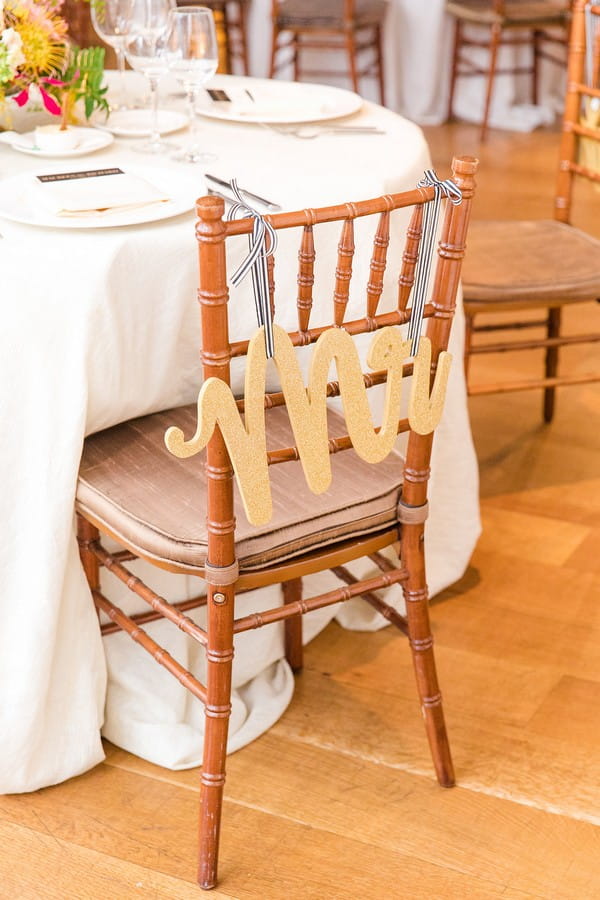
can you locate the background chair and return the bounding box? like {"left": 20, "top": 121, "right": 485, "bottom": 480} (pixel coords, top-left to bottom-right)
{"left": 76, "top": 156, "right": 477, "bottom": 889}
{"left": 177, "top": 0, "right": 250, "bottom": 73}
{"left": 446, "top": 0, "right": 572, "bottom": 140}
{"left": 462, "top": 0, "right": 600, "bottom": 420}
{"left": 269, "top": 0, "right": 388, "bottom": 104}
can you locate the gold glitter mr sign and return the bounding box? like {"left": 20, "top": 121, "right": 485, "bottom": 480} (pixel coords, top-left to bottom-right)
{"left": 165, "top": 325, "right": 451, "bottom": 525}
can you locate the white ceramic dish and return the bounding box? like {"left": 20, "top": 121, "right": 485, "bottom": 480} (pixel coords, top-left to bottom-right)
{"left": 0, "top": 165, "right": 204, "bottom": 229}
{"left": 196, "top": 77, "right": 363, "bottom": 125}
{"left": 0, "top": 126, "right": 114, "bottom": 158}
{"left": 95, "top": 109, "right": 188, "bottom": 137}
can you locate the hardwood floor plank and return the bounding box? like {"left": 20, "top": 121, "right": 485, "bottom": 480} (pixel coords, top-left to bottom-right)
{"left": 483, "top": 479, "right": 600, "bottom": 528}
{"left": 0, "top": 764, "right": 515, "bottom": 900}
{"left": 474, "top": 507, "right": 589, "bottom": 567}
{"left": 105, "top": 732, "right": 600, "bottom": 900}
{"left": 267, "top": 667, "right": 600, "bottom": 825}
{"left": 0, "top": 820, "right": 225, "bottom": 900}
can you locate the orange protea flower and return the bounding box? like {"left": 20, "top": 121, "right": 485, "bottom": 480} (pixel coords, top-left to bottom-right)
{"left": 4, "top": 0, "right": 68, "bottom": 76}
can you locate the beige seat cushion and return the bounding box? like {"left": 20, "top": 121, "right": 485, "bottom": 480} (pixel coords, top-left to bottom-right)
{"left": 446, "top": 1, "right": 568, "bottom": 27}
{"left": 462, "top": 219, "right": 600, "bottom": 310}
{"left": 77, "top": 404, "right": 404, "bottom": 572}
{"left": 276, "top": 0, "right": 387, "bottom": 29}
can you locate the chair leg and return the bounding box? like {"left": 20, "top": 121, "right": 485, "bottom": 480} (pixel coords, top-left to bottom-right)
{"left": 463, "top": 311, "right": 475, "bottom": 386}
{"left": 198, "top": 585, "right": 235, "bottom": 890}
{"left": 447, "top": 19, "right": 461, "bottom": 122}
{"left": 532, "top": 28, "right": 541, "bottom": 106}
{"left": 544, "top": 307, "right": 561, "bottom": 423}
{"left": 402, "top": 523, "right": 455, "bottom": 788}
{"left": 375, "top": 24, "right": 386, "bottom": 106}
{"left": 293, "top": 32, "right": 300, "bottom": 81}
{"left": 283, "top": 578, "right": 303, "bottom": 673}
{"left": 269, "top": 24, "right": 279, "bottom": 78}
{"left": 481, "top": 22, "right": 502, "bottom": 141}
{"left": 235, "top": 0, "right": 249, "bottom": 75}
{"left": 76, "top": 514, "right": 101, "bottom": 599}
{"left": 345, "top": 30, "right": 360, "bottom": 95}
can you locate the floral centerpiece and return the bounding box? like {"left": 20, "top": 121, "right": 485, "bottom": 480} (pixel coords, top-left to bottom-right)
{"left": 0, "top": 0, "right": 109, "bottom": 128}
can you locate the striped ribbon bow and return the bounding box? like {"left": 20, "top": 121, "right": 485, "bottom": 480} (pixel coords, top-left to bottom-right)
{"left": 407, "top": 169, "right": 463, "bottom": 355}
{"left": 227, "top": 180, "right": 278, "bottom": 358}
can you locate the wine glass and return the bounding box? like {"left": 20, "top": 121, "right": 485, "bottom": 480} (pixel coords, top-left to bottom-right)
{"left": 166, "top": 6, "right": 218, "bottom": 163}
{"left": 90, "top": 0, "right": 135, "bottom": 111}
{"left": 124, "top": 0, "right": 176, "bottom": 154}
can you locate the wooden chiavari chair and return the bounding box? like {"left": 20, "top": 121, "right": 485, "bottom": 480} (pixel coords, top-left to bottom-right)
{"left": 446, "top": 0, "right": 572, "bottom": 140}
{"left": 269, "top": 0, "right": 388, "bottom": 104}
{"left": 462, "top": 0, "right": 600, "bottom": 421}
{"left": 76, "top": 155, "right": 478, "bottom": 890}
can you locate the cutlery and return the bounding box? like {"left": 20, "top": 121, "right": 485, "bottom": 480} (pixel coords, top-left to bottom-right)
{"left": 204, "top": 173, "right": 281, "bottom": 211}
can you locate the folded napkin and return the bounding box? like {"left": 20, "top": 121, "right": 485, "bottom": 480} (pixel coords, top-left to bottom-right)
{"left": 31, "top": 167, "right": 171, "bottom": 218}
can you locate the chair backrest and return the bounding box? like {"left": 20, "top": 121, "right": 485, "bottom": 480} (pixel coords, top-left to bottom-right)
{"left": 167, "top": 157, "right": 477, "bottom": 569}
{"left": 555, "top": 0, "right": 600, "bottom": 223}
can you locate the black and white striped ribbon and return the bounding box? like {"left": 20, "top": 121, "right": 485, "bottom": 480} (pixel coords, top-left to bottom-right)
{"left": 407, "top": 169, "right": 463, "bottom": 355}
{"left": 226, "top": 180, "right": 278, "bottom": 358}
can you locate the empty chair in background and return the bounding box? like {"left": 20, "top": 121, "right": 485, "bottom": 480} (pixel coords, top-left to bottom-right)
{"left": 269, "top": 0, "right": 388, "bottom": 104}
{"left": 446, "top": 0, "right": 571, "bottom": 140}
{"left": 462, "top": 0, "right": 600, "bottom": 420}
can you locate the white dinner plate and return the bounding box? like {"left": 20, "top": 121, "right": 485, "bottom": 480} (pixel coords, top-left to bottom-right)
{"left": 95, "top": 109, "right": 188, "bottom": 137}
{"left": 196, "top": 77, "right": 363, "bottom": 125}
{"left": 0, "top": 126, "right": 115, "bottom": 158}
{"left": 0, "top": 165, "right": 204, "bottom": 229}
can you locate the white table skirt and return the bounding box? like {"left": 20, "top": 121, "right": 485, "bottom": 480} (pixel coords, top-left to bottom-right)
{"left": 246, "top": 0, "right": 565, "bottom": 130}
{"left": 0, "top": 73, "right": 480, "bottom": 792}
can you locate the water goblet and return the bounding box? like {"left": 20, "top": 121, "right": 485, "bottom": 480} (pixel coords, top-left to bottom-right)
{"left": 166, "top": 6, "right": 218, "bottom": 163}
{"left": 91, "top": 0, "right": 136, "bottom": 111}
{"left": 124, "top": 0, "right": 176, "bottom": 154}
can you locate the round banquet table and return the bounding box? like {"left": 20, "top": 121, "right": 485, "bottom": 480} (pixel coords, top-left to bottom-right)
{"left": 0, "top": 73, "right": 480, "bottom": 793}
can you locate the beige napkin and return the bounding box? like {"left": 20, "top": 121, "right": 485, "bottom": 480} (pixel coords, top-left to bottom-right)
{"left": 31, "top": 168, "right": 171, "bottom": 218}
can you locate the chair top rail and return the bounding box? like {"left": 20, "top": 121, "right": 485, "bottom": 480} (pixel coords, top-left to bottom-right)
{"left": 214, "top": 185, "right": 439, "bottom": 237}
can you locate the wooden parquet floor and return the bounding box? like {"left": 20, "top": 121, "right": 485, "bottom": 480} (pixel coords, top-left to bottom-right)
{"left": 2, "top": 123, "right": 599, "bottom": 899}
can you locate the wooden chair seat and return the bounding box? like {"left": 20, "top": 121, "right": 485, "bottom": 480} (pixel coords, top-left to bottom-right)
{"left": 77, "top": 404, "right": 404, "bottom": 573}
{"left": 462, "top": 219, "right": 600, "bottom": 311}
{"left": 446, "top": 0, "right": 568, "bottom": 27}
{"left": 275, "top": 0, "right": 387, "bottom": 29}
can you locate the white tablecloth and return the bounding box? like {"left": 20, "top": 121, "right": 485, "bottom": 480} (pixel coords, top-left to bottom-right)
{"left": 246, "top": 0, "right": 565, "bottom": 130}
{"left": 0, "top": 73, "right": 480, "bottom": 793}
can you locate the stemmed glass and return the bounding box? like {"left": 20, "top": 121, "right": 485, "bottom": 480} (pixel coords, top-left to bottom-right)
{"left": 124, "top": 0, "right": 176, "bottom": 154}
{"left": 166, "top": 6, "right": 218, "bottom": 163}
{"left": 90, "top": 0, "right": 135, "bottom": 111}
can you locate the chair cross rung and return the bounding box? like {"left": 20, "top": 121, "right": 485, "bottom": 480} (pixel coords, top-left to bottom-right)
{"left": 93, "top": 590, "right": 207, "bottom": 703}
{"left": 233, "top": 568, "right": 409, "bottom": 634}
{"left": 92, "top": 543, "right": 208, "bottom": 645}
{"left": 468, "top": 372, "right": 600, "bottom": 395}
{"left": 332, "top": 564, "right": 408, "bottom": 635}
{"left": 470, "top": 332, "right": 600, "bottom": 354}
